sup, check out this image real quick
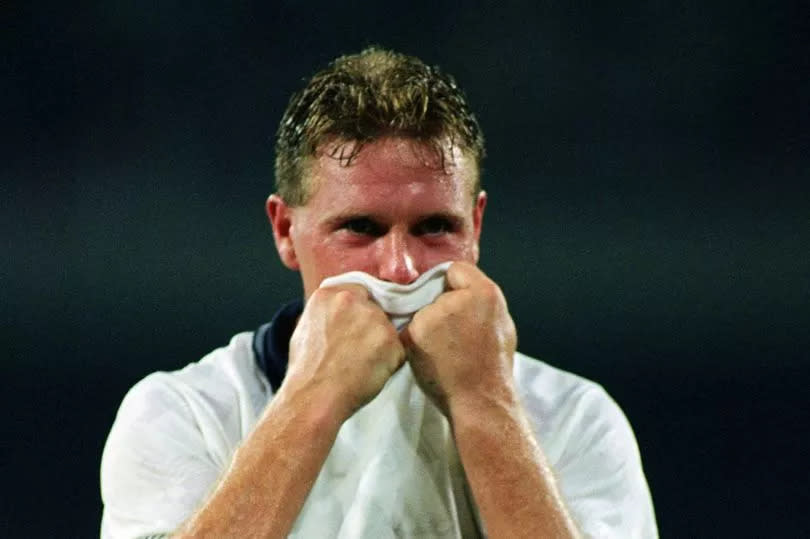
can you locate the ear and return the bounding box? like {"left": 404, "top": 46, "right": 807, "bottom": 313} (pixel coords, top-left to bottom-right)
{"left": 471, "top": 190, "right": 487, "bottom": 263}
{"left": 265, "top": 194, "right": 300, "bottom": 270}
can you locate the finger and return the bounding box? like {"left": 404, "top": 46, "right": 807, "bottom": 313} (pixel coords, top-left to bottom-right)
{"left": 445, "top": 261, "right": 485, "bottom": 291}
{"left": 399, "top": 323, "right": 414, "bottom": 349}
{"left": 322, "top": 282, "right": 372, "bottom": 300}
{"left": 391, "top": 343, "right": 408, "bottom": 370}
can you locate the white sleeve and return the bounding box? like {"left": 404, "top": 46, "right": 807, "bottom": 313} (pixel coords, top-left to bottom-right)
{"left": 100, "top": 373, "right": 223, "bottom": 539}
{"left": 553, "top": 385, "right": 658, "bottom": 539}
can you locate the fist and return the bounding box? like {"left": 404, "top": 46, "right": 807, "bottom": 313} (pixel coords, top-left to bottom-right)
{"left": 284, "top": 284, "right": 406, "bottom": 421}
{"left": 401, "top": 262, "right": 517, "bottom": 416}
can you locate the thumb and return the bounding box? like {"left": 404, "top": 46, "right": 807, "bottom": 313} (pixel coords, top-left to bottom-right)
{"left": 445, "top": 261, "right": 482, "bottom": 291}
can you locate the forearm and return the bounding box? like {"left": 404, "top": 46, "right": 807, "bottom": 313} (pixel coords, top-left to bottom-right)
{"left": 174, "top": 386, "right": 343, "bottom": 538}
{"left": 450, "top": 391, "right": 581, "bottom": 539}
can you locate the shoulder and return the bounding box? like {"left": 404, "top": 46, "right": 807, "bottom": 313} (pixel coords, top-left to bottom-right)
{"left": 513, "top": 352, "right": 658, "bottom": 538}
{"left": 512, "top": 352, "right": 621, "bottom": 452}
{"left": 512, "top": 350, "right": 641, "bottom": 472}
{"left": 106, "top": 331, "right": 269, "bottom": 454}
{"left": 100, "top": 331, "right": 269, "bottom": 537}
{"left": 167, "top": 330, "right": 267, "bottom": 398}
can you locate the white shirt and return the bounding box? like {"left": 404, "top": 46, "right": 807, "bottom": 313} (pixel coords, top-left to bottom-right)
{"left": 100, "top": 266, "right": 657, "bottom": 538}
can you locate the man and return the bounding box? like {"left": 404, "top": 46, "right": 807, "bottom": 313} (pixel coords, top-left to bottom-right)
{"left": 101, "top": 48, "right": 657, "bottom": 538}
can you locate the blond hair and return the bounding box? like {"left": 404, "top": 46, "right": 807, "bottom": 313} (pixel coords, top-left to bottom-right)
{"left": 274, "top": 47, "right": 485, "bottom": 205}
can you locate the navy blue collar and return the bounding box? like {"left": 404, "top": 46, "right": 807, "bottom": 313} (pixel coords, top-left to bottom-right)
{"left": 252, "top": 299, "right": 304, "bottom": 392}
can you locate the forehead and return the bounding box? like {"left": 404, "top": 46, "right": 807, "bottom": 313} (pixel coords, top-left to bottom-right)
{"left": 302, "top": 137, "right": 477, "bottom": 207}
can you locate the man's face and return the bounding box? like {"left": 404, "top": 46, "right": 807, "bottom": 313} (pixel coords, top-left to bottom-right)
{"left": 267, "top": 136, "right": 487, "bottom": 299}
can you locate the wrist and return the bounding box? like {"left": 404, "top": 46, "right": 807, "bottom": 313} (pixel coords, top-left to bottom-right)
{"left": 446, "top": 380, "right": 521, "bottom": 429}
{"left": 273, "top": 379, "right": 351, "bottom": 434}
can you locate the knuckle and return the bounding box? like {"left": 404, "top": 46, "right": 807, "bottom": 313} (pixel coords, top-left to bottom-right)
{"left": 480, "top": 281, "right": 501, "bottom": 303}
{"left": 331, "top": 288, "right": 364, "bottom": 311}
{"left": 446, "top": 290, "right": 470, "bottom": 310}
{"left": 309, "top": 287, "right": 329, "bottom": 303}
{"left": 446, "top": 262, "right": 464, "bottom": 281}
{"left": 371, "top": 321, "right": 396, "bottom": 343}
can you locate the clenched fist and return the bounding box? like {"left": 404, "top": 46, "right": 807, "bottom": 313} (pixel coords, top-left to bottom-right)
{"left": 282, "top": 284, "right": 406, "bottom": 422}
{"left": 401, "top": 262, "right": 518, "bottom": 417}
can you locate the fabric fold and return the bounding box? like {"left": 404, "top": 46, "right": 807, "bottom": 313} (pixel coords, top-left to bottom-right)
{"left": 290, "top": 262, "right": 480, "bottom": 538}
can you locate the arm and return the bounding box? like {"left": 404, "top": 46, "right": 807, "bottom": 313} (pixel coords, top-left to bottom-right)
{"left": 402, "top": 262, "right": 580, "bottom": 538}
{"left": 173, "top": 284, "right": 405, "bottom": 538}
{"left": 173, "top": 381, "right": 343, "bottom": 537}
{"left": 450, "top": 389, "right": 580, "bottom": 538}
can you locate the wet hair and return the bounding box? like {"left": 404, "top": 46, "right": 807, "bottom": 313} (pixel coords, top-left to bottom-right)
{"left": 274, "top": 47, "right": 485, "bottom": 205}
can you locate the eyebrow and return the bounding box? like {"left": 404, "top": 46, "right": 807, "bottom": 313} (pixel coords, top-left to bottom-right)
{"left": 413, "top": 213, "right": 464, "bottom": 229}
{"left": 323, "top": 211, "right": 463, "bottom": 228}
{"left": 322, "top": 213, "right": 376, "bottom": 229}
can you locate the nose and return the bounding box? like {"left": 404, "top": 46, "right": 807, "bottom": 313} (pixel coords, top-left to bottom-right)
{"left": 377, "top": 231, "right": 420, "bottom": 284}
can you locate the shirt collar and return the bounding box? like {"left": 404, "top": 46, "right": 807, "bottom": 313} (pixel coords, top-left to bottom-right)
{"left": 252, "top": 299, "right": 304, "bottom": 392}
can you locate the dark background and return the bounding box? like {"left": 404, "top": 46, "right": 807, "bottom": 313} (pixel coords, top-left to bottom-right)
{"left": 3, "top": 2, "right": 808, "bottom": 537}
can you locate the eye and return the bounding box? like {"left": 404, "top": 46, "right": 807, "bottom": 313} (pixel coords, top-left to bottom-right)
{"left": 340, "top": 217, "right": 385, "bottom": 237}
{"left": 413, "top": 216, "right": 456, "bottom": 236}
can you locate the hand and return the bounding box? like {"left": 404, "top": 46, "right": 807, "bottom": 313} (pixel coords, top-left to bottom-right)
{"left": 400, "top": 262, "right": 518, "bottom": 417}
{"left": 282, "top": 284, "right": 406, "bottom": 422}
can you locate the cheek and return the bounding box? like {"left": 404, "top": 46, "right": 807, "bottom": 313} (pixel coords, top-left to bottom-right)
{"left": 311, "top": 239, "right": 375, "bottom": 276}
{"left": 415, "top": 238, "right": 477, "bottom": 269}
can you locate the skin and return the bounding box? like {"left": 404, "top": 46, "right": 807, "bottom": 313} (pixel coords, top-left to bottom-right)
{"left": 267, "top": 136, "right": 486, "bottom": 297}
{"left": 176, "top": 136, "right": 579, "bottom": 538}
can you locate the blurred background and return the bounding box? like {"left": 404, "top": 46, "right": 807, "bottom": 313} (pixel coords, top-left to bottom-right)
{"left": 3, "top": 2, "right": 808, "bottom": 536}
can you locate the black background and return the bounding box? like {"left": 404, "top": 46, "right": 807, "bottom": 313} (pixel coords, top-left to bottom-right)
{"left": 3, "top": 2, "right": 809, "bottom": 537}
